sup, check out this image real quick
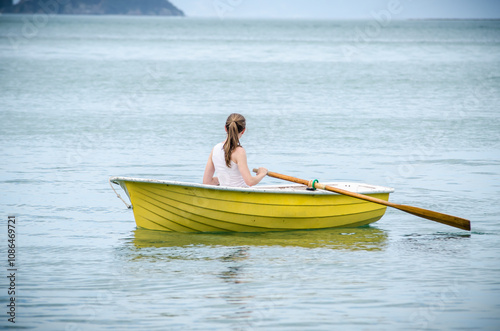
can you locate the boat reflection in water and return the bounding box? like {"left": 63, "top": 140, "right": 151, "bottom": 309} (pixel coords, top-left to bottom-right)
{"left": 129, "top": 226, "right": 388, "bottom": 251}
{"left": 121, "top": 227, "right": 388, "bottom": 328}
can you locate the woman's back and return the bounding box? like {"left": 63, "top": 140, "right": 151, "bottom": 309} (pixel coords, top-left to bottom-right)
{"left": 211, "top": 142, "right": 248, "bottom": 187}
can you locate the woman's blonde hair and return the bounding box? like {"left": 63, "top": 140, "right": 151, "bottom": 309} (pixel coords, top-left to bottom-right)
{"left": 223, "top": 113, "right": 246, "bottom": 167}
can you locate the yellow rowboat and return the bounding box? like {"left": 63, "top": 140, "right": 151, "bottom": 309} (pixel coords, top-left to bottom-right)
{"left": 110, "top": 177, "right": 394, "bottom": 233}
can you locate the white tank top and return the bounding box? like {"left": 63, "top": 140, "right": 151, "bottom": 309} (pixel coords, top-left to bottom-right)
{"left": 212, "top": 142, "right": 248, "bottom": 188}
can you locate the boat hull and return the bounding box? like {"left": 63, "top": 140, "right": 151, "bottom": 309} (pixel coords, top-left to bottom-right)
{"left": 110, "top": 177, "right": 394, "bottom": 233}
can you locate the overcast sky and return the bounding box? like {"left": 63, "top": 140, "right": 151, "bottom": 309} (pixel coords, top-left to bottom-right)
{"left": 170, "top": 0, "right": 500, "bottom": 19}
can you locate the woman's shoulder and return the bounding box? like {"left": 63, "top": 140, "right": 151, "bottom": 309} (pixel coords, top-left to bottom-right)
{"left": 212, "top": 142, "right": 224, "bottom": 152}
{"left": 233, "top": 145, "right": 246, "bottom": 153}
{"left": 231, "top": 146, "right": 246, "bottom": 160}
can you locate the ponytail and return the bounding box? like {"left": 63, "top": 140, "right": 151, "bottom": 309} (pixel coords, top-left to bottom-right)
{"left": 223, "top": 113, "right": 246, "bottom": 168}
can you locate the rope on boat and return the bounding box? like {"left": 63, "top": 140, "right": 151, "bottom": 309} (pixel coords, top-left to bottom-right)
{"left": 109, "top": 179, "right": 132, "bottom": 209}
{"left": 311, "top": 179, "right": 319, "bottom": 190}
{"left": 307, "top": 179, "right": 319, "bottom": 190}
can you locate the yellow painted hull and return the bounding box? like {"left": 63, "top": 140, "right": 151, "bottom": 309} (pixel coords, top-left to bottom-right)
{"left": 110, "top": 177, "right": 394, "bottom": 233}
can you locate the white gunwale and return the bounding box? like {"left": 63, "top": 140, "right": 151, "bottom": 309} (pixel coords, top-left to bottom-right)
{"left": 110, "top": 176, "right": 395, "bottom": 196}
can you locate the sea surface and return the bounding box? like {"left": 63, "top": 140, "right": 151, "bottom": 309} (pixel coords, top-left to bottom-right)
{"left": 1, "top": 15, "right": 500, "bottom": 330}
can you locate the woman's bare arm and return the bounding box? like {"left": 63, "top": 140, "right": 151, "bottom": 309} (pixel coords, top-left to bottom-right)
{"left": 203, "top": 150, "right": 219, "bottom": 185}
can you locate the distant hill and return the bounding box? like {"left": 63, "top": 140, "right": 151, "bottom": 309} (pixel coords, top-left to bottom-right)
{"left": 0, "top": 0, "right": 185, "bottom": 16}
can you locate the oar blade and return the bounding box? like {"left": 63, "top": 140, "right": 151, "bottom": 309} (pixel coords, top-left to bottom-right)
{"left": 395, "top": 205, "right": 471, "bottom": 231}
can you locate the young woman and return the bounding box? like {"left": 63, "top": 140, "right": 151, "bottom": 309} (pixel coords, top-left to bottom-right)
{"left": 203, "top": 113, "right": 267, "bottom": 187}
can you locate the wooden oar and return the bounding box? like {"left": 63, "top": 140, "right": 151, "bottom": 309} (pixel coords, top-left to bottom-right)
{"left": 253, "top": 169, "right": 471, "bottom": 231}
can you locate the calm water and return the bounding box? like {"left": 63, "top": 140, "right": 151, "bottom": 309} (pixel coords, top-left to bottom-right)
{"left": 1, "top": 15, "right": 500, "bottom": 330}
